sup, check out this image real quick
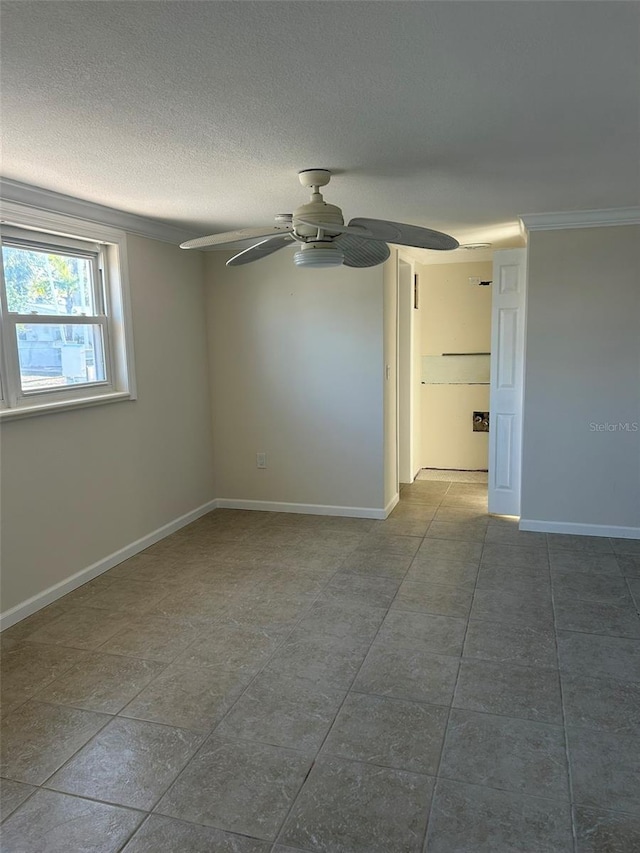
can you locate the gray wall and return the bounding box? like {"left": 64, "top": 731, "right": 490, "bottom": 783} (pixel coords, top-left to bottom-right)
{"left": 0, "top": 235, "right": 215, "bottom": 612}
{"left": 205, "top": 250, "right": 386, "bottom": 511}
{"left": 521, "top": 225, "right": 640, "bottom": 529}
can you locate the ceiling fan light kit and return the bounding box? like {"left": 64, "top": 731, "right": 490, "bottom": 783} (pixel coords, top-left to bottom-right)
{"left": 294, "top": 242, "right": 344, "bottom": 268}
{"left": 180, "top": 169, "right": 460, "bottom": 268}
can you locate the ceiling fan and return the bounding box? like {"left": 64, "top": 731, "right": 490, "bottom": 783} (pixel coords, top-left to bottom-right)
{"left": 180, "top": 169, "right": 459, "bottom": 268}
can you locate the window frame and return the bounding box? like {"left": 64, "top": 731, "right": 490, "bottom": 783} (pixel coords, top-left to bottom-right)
{"left": 0, "top": 202, "right": 136, "bottom": 419}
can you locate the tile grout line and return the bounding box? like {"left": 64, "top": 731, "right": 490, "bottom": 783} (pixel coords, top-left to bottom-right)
{"left": 621, "top": 550, "right": 640, "bottom": 617}
{"left": 110, "top": 510, "right": 374, "bottom": 732}
{"left": 22, "top": 703, "right": 117, "bottom": 794}
{"left": 420, "top": 519, "right": 486, "bottom": 852}
{"left": 0, "top": 784, "right": 41, "bottom": 827}
{"left": 3, "top": 785, "right": 149, "bottom": 817}
{"left": 119, "top": 513, "right": 410, "bottom": 830}
{"left": 17, "top": 571, "right": 254, "bottom": 780}
{"left": 550, "top": 530, "right": 579, "bottom": 853}
{"left": 3, "top": 518, "right": 359, "bottom": 826}
{"left": 127, "top": 568, "right": 350, "bottom": 825}
{"left": 6, "top": 516, "right": 398, "bottom": 804}
{"left": 117, "top": 519, "right": 350, "bottom": 815}
{"left": 2, "top": 506, "right": 468, "bottom": 840}
{"left": 19, "top": 494, "right": 633, "bottom": 851}
{"left": 270, "top": 493, "right": 445, "bottom": 851}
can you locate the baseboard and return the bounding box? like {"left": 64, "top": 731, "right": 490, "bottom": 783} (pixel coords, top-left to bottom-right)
{"left": 1, "top": 495, "right": 394, "bottom": 631}
{"left": 0, "top": 498, "right": 219, "bottom": 631}
{"left": 520, "top": 518, "right": 640, "bottom": 540}
{"left": 385, "top": 493, "right": 400, "bottom": 518}
{"left": 216, "top": 497, "right": 389, "bottom": 520}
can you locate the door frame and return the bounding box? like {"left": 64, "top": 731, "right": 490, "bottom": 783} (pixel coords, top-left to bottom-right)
{"left": 397, "top": 256, "right": 417, "bottom": 486}
{"left": 394, "top": 249, "right": 528, "bottom": 513}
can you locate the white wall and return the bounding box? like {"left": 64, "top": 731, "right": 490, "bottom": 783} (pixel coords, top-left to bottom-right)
{"left": 521, "top": 225, "right": 640, "bottom": 532}
{"left": 0, "top": 235, "right": 215, "bottom": 614}
{"left": 205, "top": 249, "right": 386, "bottom": 512}
{"left": 418, "top": 260, "right": 492, "bottom": 470}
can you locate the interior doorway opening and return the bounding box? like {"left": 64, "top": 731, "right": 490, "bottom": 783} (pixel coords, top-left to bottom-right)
{"left": 397, "top": 253, "right": 493, "bottom": 489}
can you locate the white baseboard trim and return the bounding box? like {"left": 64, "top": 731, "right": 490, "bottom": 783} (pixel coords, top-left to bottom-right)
{"left": 216, "top": 497, "right": 389, "bottom": 520}
{"left": 520, "top": 518, "right": 640, "bottom": 540}
{"left": 1, "top": 496, "right": 394, "bottom": 631}
{"left": 385, "top": 493, "right": 400, "bottom": 518}
{"left": 0, "top": 498, "right": 219, "bottom": 632}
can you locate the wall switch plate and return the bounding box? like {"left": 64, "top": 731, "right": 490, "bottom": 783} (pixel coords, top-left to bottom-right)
{"left": 256, "top": 452, "right": 267, "bottom": 468}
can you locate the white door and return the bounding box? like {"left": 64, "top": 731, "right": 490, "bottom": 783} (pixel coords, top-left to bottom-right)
{"left": 488, "top": 249, "right": 527, "bottom": 516}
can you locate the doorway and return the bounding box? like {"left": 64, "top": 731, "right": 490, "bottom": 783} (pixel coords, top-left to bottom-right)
{"left": 395, "top": 248, "right": 527, "bottom": 517}
{"left": 398, "top": 255, "right": 493, "bottom": 487}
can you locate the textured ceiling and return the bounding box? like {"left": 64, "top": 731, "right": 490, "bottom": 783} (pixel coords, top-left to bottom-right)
{"left": 2, "top": 1, "right": 639, "bottom": 254}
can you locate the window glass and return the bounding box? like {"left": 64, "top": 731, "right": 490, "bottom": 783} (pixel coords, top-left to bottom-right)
{"left": 15, "top": 322, "right": 106, "bottom": 392}
{"left": 3, "top": 244, "right": 97, "bottom": 315}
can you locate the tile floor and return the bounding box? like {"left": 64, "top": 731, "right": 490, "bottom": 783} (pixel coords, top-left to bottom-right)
{"left": 1, "top": 480, "right": 639, "bottom": 852}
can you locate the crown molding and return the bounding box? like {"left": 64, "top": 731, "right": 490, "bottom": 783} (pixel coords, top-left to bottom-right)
{"left": 519, "top": 207, "right": 640, "bottom": 232}
{"left": 0, "top": 178, "right": 193, "bottom": 245}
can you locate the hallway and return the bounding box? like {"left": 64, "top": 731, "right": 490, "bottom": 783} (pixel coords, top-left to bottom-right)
{"left": 1, "top": 480, "right": 639, "bottom": 851}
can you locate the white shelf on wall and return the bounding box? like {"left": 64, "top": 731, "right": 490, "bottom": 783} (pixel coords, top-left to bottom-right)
{"left": 422, "top": 353, "right": 491, "bottom": 385}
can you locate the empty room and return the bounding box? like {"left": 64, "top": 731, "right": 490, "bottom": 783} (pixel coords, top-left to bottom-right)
{"left": 1, "top": 2, "right": 639, "bottom": 852}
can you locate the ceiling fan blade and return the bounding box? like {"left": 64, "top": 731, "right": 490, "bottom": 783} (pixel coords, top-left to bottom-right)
{"left": 336, "top": 234, "right": 390, "bottom": 268}
{"left": 348, "top": 218, "right": 459, "bottom": 251}
{"left": 295, "top": 218, "right": 372, "bottom": 238}
{"left": 180, "top": 225, "right": 293, "bottom": 250}
{"left": 226, "top": 234, "right": 295, "bottom": 266}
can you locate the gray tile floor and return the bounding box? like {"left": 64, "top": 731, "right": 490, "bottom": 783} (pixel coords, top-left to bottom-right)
{"left": 1, "top": 480, "right": 639, "bottom": 851}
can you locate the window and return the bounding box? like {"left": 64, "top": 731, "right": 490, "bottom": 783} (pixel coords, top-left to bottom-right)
{"left": 0, "top": 204, "right": 136, "bottom": 417}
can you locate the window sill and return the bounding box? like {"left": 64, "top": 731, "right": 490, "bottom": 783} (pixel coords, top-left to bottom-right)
{"left": 0, "top": 391, "right": 134, "bottom": 421}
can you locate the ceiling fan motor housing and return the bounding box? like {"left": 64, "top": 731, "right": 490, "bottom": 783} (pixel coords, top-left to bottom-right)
{"left": 293, "top": 200, "right": 344, "bottom": 238}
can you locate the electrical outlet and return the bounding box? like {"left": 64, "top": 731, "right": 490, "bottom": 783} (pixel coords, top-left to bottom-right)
{"left": 256, "top": 452, "right": 267, "bottom": 469}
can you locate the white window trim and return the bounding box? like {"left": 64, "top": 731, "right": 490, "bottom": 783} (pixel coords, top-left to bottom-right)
{"left": 0, "top": 200, "right": 137, "bottom": 419}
